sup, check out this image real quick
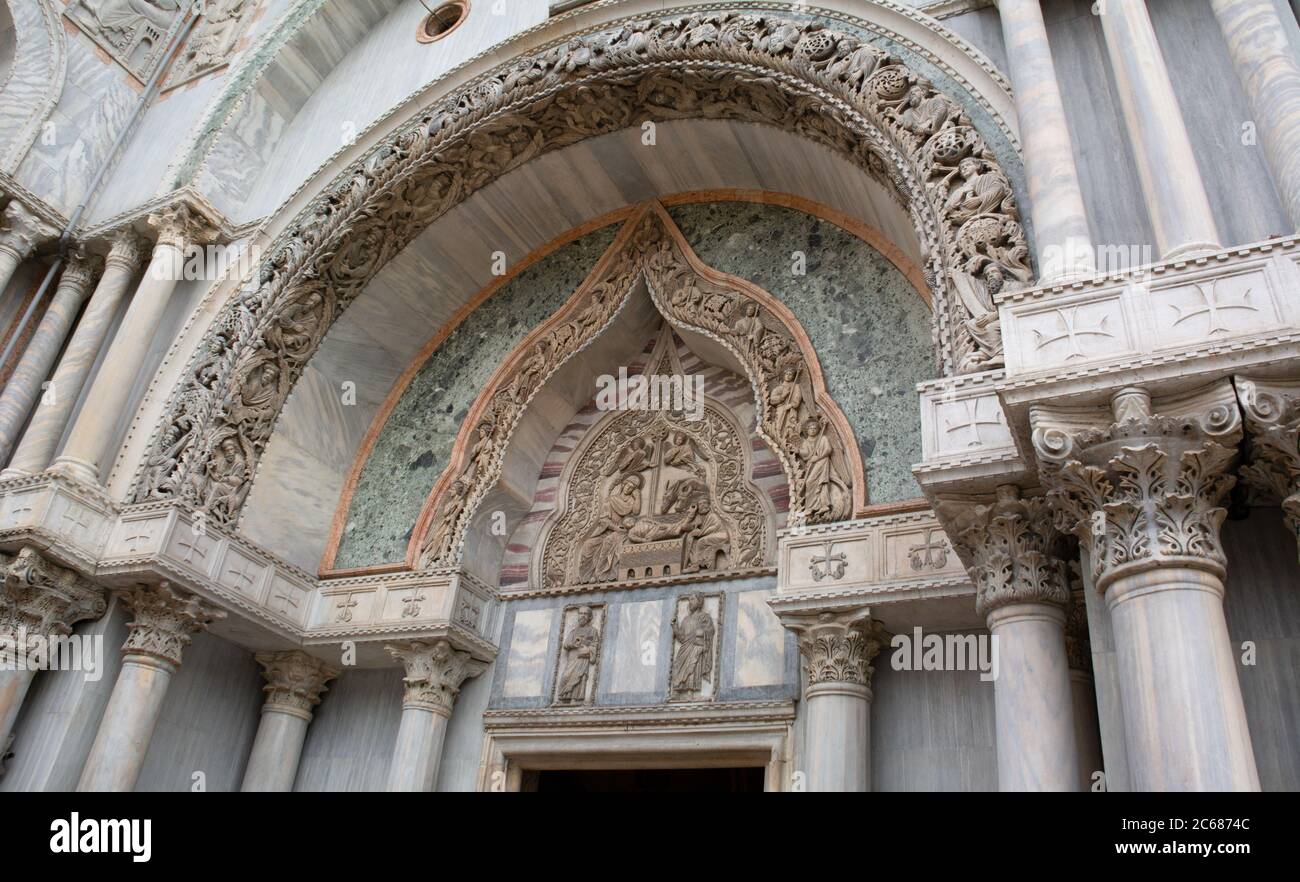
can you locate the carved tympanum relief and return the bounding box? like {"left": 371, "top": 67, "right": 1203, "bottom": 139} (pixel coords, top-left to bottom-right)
{"left": 415, "top": 205, "right": 858, "bottom": 576}
{"left": 135, "top": 12, "right": 1027, "bottom": 529}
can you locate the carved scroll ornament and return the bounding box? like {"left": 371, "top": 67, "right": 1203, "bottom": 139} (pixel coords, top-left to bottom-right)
{"left": 136, "top": 12, "right": 1027, "bottom": 526}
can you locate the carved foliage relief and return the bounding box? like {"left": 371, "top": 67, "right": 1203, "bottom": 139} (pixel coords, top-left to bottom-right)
{"left": 135, "top": 12, "right": 1027, "bottom": 528}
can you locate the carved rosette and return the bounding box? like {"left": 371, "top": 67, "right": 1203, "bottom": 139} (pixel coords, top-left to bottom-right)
{"left": 1033, "top": 386, "right": 1241, "bottom": 591}
{"left": 0, "top": 201, "right": 57, "bottom": 260}
{"left": 781, "top": 609, "right": 889, "bottom": 691}
{"left": 254, "top": 651, "right": 339, "bottom": 720}
{"left": 0, "top": 548, "right": 106, "bottom": 664}
{"left": 1235, "top": 376, "right": 1300, "bottom": 553}
{"left": 386, "top": 640, "right": 483, "bottom": 717}
{"left": 116, "top": 583, "right": 227, "bottom": 670}
{"left": 938, "top": 485, "right": 1069, "bottom": 619}
{"left": 135, "top": 12, "right": 1028, "bottom": 527}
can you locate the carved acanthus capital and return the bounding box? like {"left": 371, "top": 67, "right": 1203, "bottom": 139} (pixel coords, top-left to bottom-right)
{"left": 1032, "top": 383, "right": 1242, "bottom": 592}
{"left": 147, "top": 203, "right": 219, "bottom": 252}
{"left": 0, "top": 548, "right": 105, "bottom": 662}
{"left": 0, "top": 200, "right": 57, "bottom": 259}
{"left": 254, "top": 651, "right": 339, "bottom": 719}
{"left": 780, "top": 607, "right": 890, "bottom": 691}
{"left": 105, "top": 229, "right": 148, "bottom": 271}
{"left": 116, "top": 583, "right": 226, "bottom": 670}
{"left": 59, "top": 249, "right": 103, "bottom": 293}
{"left": 1235, "top": 375, "right": 1300, "bottom": 550}
{"left": 937, "top": 484, "right": 1070, "bottom": 619}
{"left": 386, "top": 640, "right": 485, "bottom": 717}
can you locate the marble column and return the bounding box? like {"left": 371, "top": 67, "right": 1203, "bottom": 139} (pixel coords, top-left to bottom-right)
{"left": 52, "top": 204, "right": 216, "bottom": 486}
{"left": 780, "top": 608, "right": 886, "bottom": 792}
{"left": 0, "top": 547, "right": 105, "bottom": 766}
{"left": 1098, "top": 0, "right": 1221, "bottom": 258}
{"left": 1235, "top": 375, "right": 1300, "bottom": 558}
{"left": 1065, "top": 583, "right": 1104, "bottom": 791}
{"left": 940, "top": 484, "right": 1080, "bottom": 791}
{"left": 0, "top": 251, "right": 101, "bottom": 466}
{"left": 1035, "top": 383, "right": 1259, "bottom": 791}
{"left": 3, "top": 232, "right": 145, "bottom": 478}
{"left": 385, "top": 640, "right": 485, "bottom": 792}
{"left": 1210, "top": 0, "right": 1300, "bottom": 230}
{"left": 241, "top": 651, "right": 338, "bottom": 792}
{"left": 76, "top": 582, "right": 225, "bottom": 792}
{"left": 0, "top": 201, "right": 56, "bottom": 299}
{"left": 997, "top": 0, "right": 1095, "bottom": 280}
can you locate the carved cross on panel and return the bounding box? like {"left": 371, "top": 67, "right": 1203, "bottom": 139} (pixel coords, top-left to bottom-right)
{"left": 810, "top": 543, "right": 848, "bottom": 581}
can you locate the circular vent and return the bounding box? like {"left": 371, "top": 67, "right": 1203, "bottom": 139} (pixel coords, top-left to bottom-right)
{"left": 418, "top": 2, "right": 469, "bottom": 43}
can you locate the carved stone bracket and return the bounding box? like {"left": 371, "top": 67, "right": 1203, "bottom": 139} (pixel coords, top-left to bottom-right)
{"left": 778, "top": 607, "right": 890, "bottom": 691}
{"left": 937, "top": 484, "right": 1069, "bottom": 619}
{"left": 254, "top": 650, "right": 339, "bottom": 720}
{"left": 1031, "top": 383, "right": 1242, "bottom": 592}
{"left": 1235, "top": 375, "right": 1300, "bottom": 552}
{"left": 136, "top": 12, "right": 1030, "bottom": 528}
{"left": 0, "top": 547, "right": 105, "bottom": 663}
{"left": 116, "top": 582, "right": 227, "bottom": 670}
{"left": 386, "top": 639, "right": 485, "bottom": 717}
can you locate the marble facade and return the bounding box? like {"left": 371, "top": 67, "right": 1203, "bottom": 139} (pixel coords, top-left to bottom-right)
{"left": 0, "top": 0, "right": 1297, "bottom": 794}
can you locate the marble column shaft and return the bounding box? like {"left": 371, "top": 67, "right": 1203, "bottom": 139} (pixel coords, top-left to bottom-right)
{"left": 0, "top": 201, "right": 56, "bottom": 299}
{"left": 0, "top": 254, "right": 100, "bottom": 465}
{"left": 53, "top": 205, "right": 213, "bottom": 485}
{"left": 384, "top": 640, "right": 483, "bottom": 793}
{"left": 1098, "top": 0, "right": 1221, "bottom": 258}
{"left": 998, "top": 0, "right": 1095, "bottom": 279}
{"left": 1210, "top": 0, "right": 1300, "bottom": 231}
{"left": 77, "top": 583, "right": 224, "bottom": 792}
{"left": 4, "top": 233, "right": 144, "bottom": 477}
{"left": 1037, "top": 385, "right": 1259, "bottom": 791}
{"left": 241, "top": 651, "right": 338, "bottom": 792}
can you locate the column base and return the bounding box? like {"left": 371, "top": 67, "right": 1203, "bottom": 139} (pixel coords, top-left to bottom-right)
{"left": 47, "top": 455, "right": 101, "bottom": 486}
{"left": 1162, "top": 240, "right": 1223, "bottom": 261}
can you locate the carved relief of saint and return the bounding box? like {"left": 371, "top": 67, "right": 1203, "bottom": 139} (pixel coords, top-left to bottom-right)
{"left": 226, "top": 356, "right": 284, "bottom": 428}
{"left": 576, "top": 474, "right": 643, "bottom": 582}
{"left": 200, "top": 432, "right": 252, "bottom": 514}
{"left": 670, "top": 594, "right": 715, "bottom": 697}
{"left": 556, "top": 606, "right": 600, "bottom": 703}
{"left": 943, "top": 157, "right": 1014, "bottom": 223}
{"left": 663, "top": 431, "right": 696, "bottom": 468}
{"left": 797, "top": 417, "right": 850, "bottom": 520}
{"left": 769, "top": 366, "right": 804, "bottom": 441}
{"left": 732, "top": 302, "right": 765, "bottom": 354}
{"left": 684, "top": 500, "right": 731, "bottom": 572}
{"left": 424, "top": 479, "right": 469, "bottom": 564}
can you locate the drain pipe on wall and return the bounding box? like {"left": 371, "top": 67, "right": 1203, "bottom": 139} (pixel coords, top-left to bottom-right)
{"left": 0, "top": 12, "right": 201, "bottom": 371}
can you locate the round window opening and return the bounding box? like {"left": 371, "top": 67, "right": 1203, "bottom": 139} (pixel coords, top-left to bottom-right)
{"left": 418, "top": 1, "right": 468, "bottom": 43}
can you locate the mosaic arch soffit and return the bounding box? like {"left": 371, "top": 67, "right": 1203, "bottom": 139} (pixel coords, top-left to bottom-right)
{"left": 131, "top": 11, "right": 1031, "bottom": 531}
{"left": 411, "top": 202, "right": 865, "bottom": 572}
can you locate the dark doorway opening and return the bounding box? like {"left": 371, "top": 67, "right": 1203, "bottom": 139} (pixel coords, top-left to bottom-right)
{"left": 530, "top": 767, "right": 765, "bottom": 792}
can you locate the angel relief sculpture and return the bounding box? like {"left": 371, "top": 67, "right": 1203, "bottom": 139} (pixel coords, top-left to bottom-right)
{"left": 542, "top": 405, "right": 769, "bottom": 590}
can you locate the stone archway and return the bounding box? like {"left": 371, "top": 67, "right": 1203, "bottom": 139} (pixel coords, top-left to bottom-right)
{"left": 132, "top": 12, "right": 1031, "bottom": 528}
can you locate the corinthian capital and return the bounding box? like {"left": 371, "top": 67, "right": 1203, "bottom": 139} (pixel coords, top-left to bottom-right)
{"left": 779, "top": 607, "right": 890, "bottom": 691}
{"left": 58, "top": 249, "right": 103, "bottom": 293}
{"left": 105, "top": 229, "right": 148, "bottom": 271}
{"left": 938, "top": 484, "right": 1070, "bottom": 619}
{"left": 0, "top": 548, "right": 105, "bottom": 658}
{"left": 0, "top": 201, "right": 57, "bottom": 259}
{"left": 147, "top": 202, "right": 218, "bottom": 251}
{"left": 386, "top": 640, "right": 485, "bottom": 716}
{"left": 254, "top": 651, "right": 339, "bottom": 719}
{"left": 1031, "top": 382, "right": 1241, "bottom": 592}
{"left": 116, "top": 582, "right": 226, "bottom": 670}
{"left": 1235, "top": 375, "right": 1300, "bottom": 551}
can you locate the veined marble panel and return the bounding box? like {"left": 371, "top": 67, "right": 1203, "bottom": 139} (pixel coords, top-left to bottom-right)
{"left": 732, "top": 588, "right": 787, "bottom": 689}
{"left": 501, "top": 608, "right": 554, "bottom": 699}
{"left": 607, "top": 599, "right": 664, "bottom": 695}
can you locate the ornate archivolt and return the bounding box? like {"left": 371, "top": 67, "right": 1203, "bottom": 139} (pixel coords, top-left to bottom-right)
{"left": 413, "top": 202, "right": 862, "bottom": 571}
{"left": 134, "top": 11, "right": 1027, "bottom": 526}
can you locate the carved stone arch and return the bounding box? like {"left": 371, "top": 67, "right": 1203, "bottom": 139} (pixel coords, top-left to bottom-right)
{"left": 134, "top": 11, "right": 1029, "bottom": 526}
{"left": 411, "top": 201, "right": 864, "bottom": 572}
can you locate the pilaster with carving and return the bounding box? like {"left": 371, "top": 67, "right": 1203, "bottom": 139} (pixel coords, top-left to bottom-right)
{"left": 0, "top": 547, "right": 105, "bottom": 662}
{"left": 938, "top": 484, "right": 1069, "bottom": 618}
{"left": 386, "top": 640, "right": 485, "bottom": 717}
{"left": 0, "top": 200, "right": 57, "bottom": 261}
{"left": 116, "top": 582, "right": 226, "bottom": 671}
{"left": 254, "top": 651, "right": 339, "bottom": 720}
{"left": 1031, "top": 384, "right": 1242, "bottom": 591}
{"left": 1235, "top": 376, "right": 1300, "bottom": 553}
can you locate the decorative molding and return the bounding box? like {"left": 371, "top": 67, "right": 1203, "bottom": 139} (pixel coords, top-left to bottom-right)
{"left": 116, "top": 581, "right": 226, "bottom": 670}
{"left": 134, "top": 11, "right": 1031, "bottom": 530}
{"left": 254, "top": 650, "right": 338, "bottom": 719}
{"left": 937, "top": 484, "right": 1069, "bottom": 618}
{"left": 386, "top": 639, "right": 485, "bottom": 716}
{"left": 1032, "top": 383, "right": 1242, "bottom": 591}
